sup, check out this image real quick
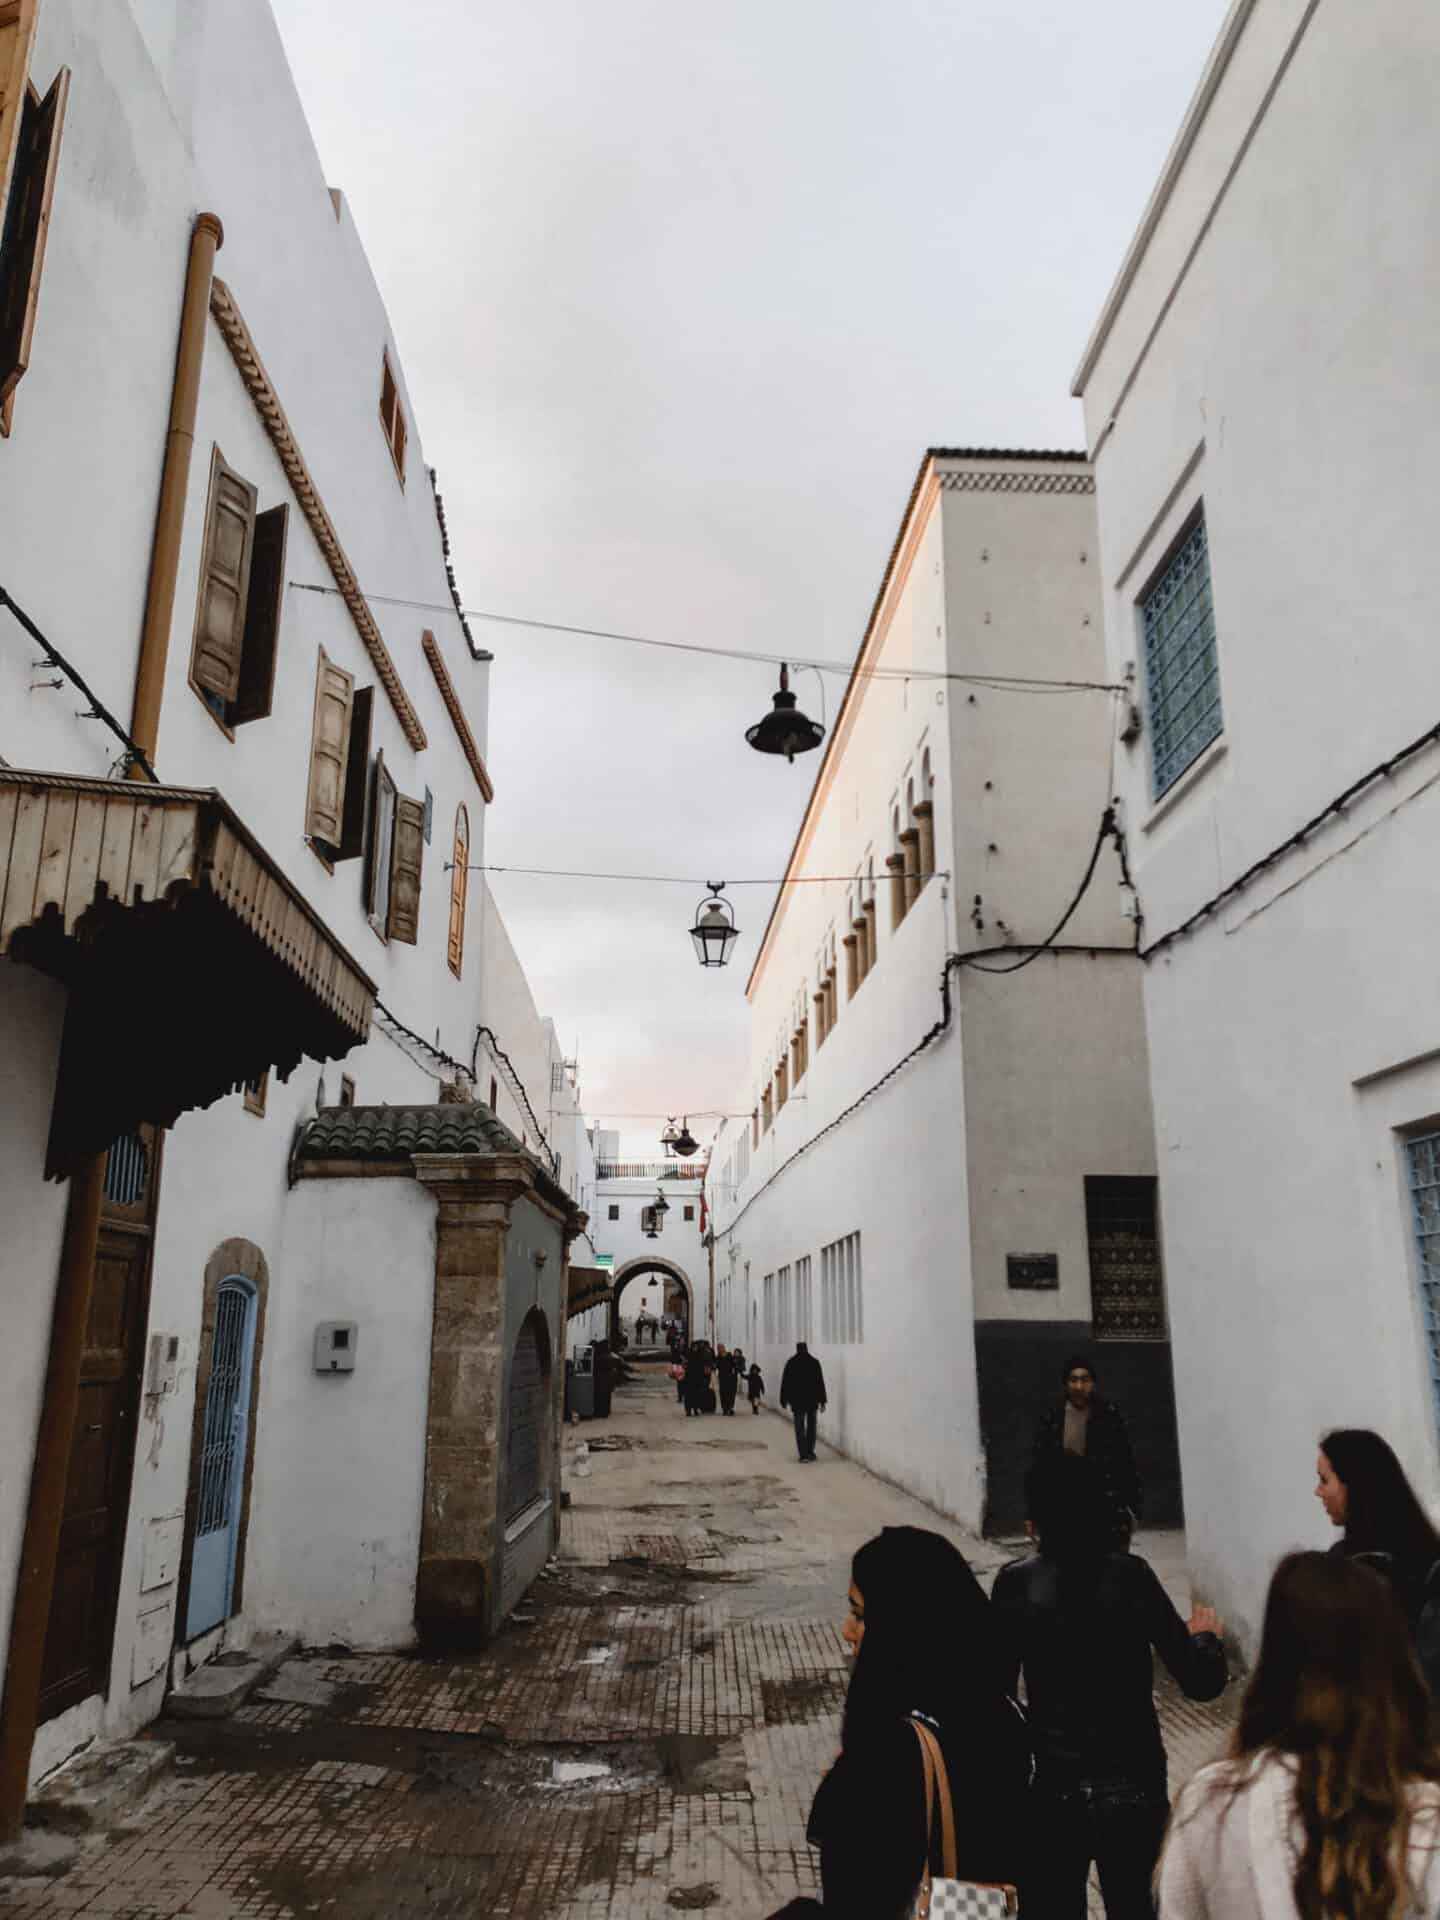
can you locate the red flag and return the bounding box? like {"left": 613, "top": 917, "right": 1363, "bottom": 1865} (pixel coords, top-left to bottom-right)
{"left": 699, "top": 1190, "right": 708, "bottom": 1234}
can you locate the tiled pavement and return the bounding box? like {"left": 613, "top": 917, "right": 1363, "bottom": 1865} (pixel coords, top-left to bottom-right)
{"left": 0, "top": 1367, "right": 1236, "bottom": 1918}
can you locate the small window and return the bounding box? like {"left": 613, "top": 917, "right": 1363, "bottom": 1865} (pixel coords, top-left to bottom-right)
{"left": 378, "top": 350, "right": 407, "bottom": 485}
{"left": 1140, "top": 510, "right": 1223, "bottom": 798}
{"left": 489, "top": 1076, "right": 499, "bottom": 1112}
{"left": 189, "top": 447, "right": 290, "bottom": 733}
{"left": 683, "top": 1205, "right": 694, "bottom": 1222}
{"left": 0, "top": 39, "right": 70, "bottom": 436}
{"left": 339, "top": 1074, "right": 356, "bottom": 1108}
{"left": 243, "top": 1071, "right": 268, "bottom": 1117}
{"left": 608, "top": 1204, "right": 620, "bottom": 1222}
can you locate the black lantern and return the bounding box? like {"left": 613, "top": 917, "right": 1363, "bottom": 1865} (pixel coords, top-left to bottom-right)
{"left": 671, "top": 1119, "right": 699, "bottom": 1159}
{"left": 653, "top": 1188, "right": 671, "bottom": 1215}
{"left": 691, "top": 885, "right": 740, "bottom": 969}
{"left": 745, "top": 663, "right": 825, "bottom": 763}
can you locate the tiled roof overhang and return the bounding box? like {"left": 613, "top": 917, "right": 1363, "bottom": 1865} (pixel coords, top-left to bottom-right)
{"left": 0, "top": 768, "right": 375, "bottom": 1177}
{"left": 292, "top": 1102, "right": 576, "bottom": 1217}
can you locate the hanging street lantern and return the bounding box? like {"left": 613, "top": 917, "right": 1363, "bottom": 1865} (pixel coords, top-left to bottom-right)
{"left": 653, "top": 1188, "right": 671, "bottom": 1215}
{"left": 745, "top": 663, "right": 825, "bottom": 763}
{"left": 671, "top": 1119, "right": 699, "bottom": 1159}
{"left": 691, "top": 885, "right": 740, "bottom": 969}
{"left": 660, "top": 1117, "right": 680, "bottom": 1151}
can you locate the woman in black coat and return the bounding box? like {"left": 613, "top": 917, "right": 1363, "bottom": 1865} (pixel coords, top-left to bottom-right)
{"left": 1317, "top": 1427, "right": 1440, "bottom": 1690}
{"left": 768, "top": 1526, "right": 1030, "bottom": 1920}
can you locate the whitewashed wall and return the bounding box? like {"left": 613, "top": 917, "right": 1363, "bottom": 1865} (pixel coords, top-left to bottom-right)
{"left": 1076, "top": 0, "right": 1440, "bottom": 1646}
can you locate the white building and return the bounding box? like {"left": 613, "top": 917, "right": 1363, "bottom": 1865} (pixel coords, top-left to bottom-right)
{"left": 590, "top": 1139, "right": 708, "bottom": 1347}
{"left": 708, "top": 449, "right": 1173, "bottom": 1531}
{"left": 1074, "top": 0, "right": 1440, "bottom": 1650}
{"left": 0, "top": 0, "right": 586, "bottom": 1814}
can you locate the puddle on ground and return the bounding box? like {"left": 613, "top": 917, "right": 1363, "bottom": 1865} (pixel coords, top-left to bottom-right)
{"left": 576, "top": 1644, "right": 616, "bottom": 1666}
{"left": 549, "top": 1760, "right": 612, "bottom": 1786}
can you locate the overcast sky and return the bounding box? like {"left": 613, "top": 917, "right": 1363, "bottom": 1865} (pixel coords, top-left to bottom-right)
{"left": 270, "top": 0, "right": 1226, "bottom": 1154}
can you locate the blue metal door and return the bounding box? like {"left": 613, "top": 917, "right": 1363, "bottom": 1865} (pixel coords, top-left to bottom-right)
{"left": 186, "top": 1277, "right": 257, "bottom": 1639}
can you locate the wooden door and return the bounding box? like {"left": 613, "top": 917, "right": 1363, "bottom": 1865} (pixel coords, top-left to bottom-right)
{"left": 505, "top": 1318, "right": 548, "bottom": 1522}
{"left": 37, "top": 1129, "right": 159, "bottom": 1723}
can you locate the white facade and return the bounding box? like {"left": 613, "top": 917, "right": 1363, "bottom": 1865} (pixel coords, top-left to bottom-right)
{"left": 592, "top": 1158, "right": 707, "bottom": 1340}
{"left": 1074, "top": 0, "right": 1440, "bottom": 1650}
{"left": 0, "top": 0, "right": 582, "bottom": 1786}
{"left": 709, "top": 450, "right": 1167, "bottom": 1532}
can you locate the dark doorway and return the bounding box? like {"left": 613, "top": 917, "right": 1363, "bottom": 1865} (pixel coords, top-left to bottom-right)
{"left": 37, "top": 1127, "right": 160, "bottom": 1724}
{"left": 505, "top": 1313, "right": 550, "bottom": 1521}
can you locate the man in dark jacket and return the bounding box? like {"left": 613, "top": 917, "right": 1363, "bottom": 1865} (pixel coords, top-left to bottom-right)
{"left": 1030, "top": 1354, "right": 1142, "bottom": 1547}
{"left": 779, "top": 1342, "right": 827, "bottom": 1462}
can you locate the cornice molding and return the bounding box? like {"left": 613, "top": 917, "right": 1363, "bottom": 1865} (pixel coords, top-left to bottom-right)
{"left": 421, "top": 630, "right": 494, "bottom": 801}
{"left": 208, "top": 277, "right": 428, "bottom": 751}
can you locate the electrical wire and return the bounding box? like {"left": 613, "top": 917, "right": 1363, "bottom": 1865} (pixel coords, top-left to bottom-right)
{"left": 372, "top": 999, "right": 559, "bottom": 1175}
{"left": 0, "top": 587, "right": 158, "bottom": 782}
{"left": 959, "top": 808, "right": 1118, "bottom": 974}
{"left": 457, "top": 863, "right": 947, "bottom": 887}
{"left": 287, "top": 580, "right": 1123, "bottom": 695}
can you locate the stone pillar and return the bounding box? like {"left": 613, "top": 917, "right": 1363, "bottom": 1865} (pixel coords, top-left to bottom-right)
{"left": 913, "top": 801, "right": 936, "bottom": 892}
{"left": 887, "top": 852, "right": 907, "bottom": 930}
{"left": 411, "top": 1152, "right": 531, "bottom": 1648}
{"left": 900, "top": 827, "right": 922, "bottom": 911}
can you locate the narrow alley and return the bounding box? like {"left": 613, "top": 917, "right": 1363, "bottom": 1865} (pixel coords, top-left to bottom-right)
{"left": 0, "top": 1361, "right": 1235, "bottom": 1920}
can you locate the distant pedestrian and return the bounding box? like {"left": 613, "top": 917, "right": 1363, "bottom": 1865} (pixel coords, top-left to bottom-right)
{"left": 992, "top": 1452, "right": 1226, "bottom": 1919}
{"left": 747, "top": 1362, "right": 765, "bottom": 1413}
{"left": 1317, "top": 1427, "right": 1440, "bottom": 1693}
{"left": 1029, "top": 1354, "right": 1141, "bottom": 1548}
{"left": 683, "top": 1348, "right": 708, "bottom": 1417}
{"left": 1157, "top": 1550, "right": 1440, "bottom": 1920}
{"left": 716, "top": 1345, "right": 739, "bottom": 1416}
{"left": 670, "top": 1357, "right": 686, "bottom": 1405}
{"left": 780, "top": 1341, "right": 827, "bottom": 1463}
{"left": 765, "top": 1526, "right": 1028, "bottom": 1919}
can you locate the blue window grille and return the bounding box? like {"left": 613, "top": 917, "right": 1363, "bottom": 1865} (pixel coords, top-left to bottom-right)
{"left": 1141, "top": 512, "right": 1223, "bottom": 798}
{"left": 1406, "top": 1134, "right": 1440, "bottom": 1427}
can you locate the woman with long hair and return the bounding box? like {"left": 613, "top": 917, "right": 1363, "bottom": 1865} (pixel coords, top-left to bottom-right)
{"left": 1157, "top": 1551, "right": 1440, "bottom": 1919}
{"left": 1316, "top": 1428, "right": 1440, "bottom": 1690}
{"left": 991, "top": 1452, "right": 1226, "bottom": 1917}
{"left": 766, "top": 1525, "right": 1029, "bottom": 1919}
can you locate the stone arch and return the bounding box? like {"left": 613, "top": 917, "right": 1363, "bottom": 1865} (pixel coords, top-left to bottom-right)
{"left": 176, "top": 1237, "right": 270, "bottom": 1647}
{"left": 611, "top": 1255, "right": 695, "bottom": 1344}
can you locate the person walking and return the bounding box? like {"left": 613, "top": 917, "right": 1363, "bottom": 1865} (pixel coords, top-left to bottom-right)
{"left": 682, "top": 1346, "right": 708, "bottom": 1417}
{"left": 747, "top": 1361, "right": 766, "bottom": 1414}
{"left": 670, "top": 1353, "right": 686, "bottom": 1406}
{"left": 716, "top": 1345, "right": 739, "bottom": 1416}
{"left": 1316, "top": 1426, "right": 1440, "bottom": 1692}
{"left": 1029, "top": 1354, "right": 1142, "bottom": 1548}
{"left": 780, "top": 1341, "right": 827, "bottom": 1463}
{"left": 1157, "top": 1551, "right": 1440, "bottom": 1920}
{"left": 765, "top": 1526, "right": 1029, "bottom": 1919}
{"left": 991, "top": 1452, "right": 1226, "bottom": 1918}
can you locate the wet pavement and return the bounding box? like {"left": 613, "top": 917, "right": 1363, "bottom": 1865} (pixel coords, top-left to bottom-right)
{"left": 0, "top": 1361, "right": 1237, "bottom": 1919}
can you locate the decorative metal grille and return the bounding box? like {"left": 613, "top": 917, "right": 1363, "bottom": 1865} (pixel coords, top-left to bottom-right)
{"left": 1087, "top": 1178, "right": 1167, "bottom": 1341}
{"left": 1406, "top": 1136, "right": 1440, "bottom": 1426}
{"left": 1141, "top": 513, "right": 1223, "bottom": 798}
{"left": 197, "top": 1282, "right": 254, "bottom": 1537}
{"left": 103, "top": 1132, "right": 148, "bottom": 1206}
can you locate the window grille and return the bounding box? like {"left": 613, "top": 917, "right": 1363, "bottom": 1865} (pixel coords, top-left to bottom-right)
{"left": 103, "top": 1131, "right": 148, "bottom": 1206}
{"left": 1141, "top": 512, "right": 1223, "bottom": 798}
{"left": 1086, "top": 1177, "right": 1166, "bottom": 1340}
{"left": 1407, "top": 1136, "right": 1440, "bottom": 1430}
{"left": 819, "top": 1233, "right": 863, "bottom": 1344}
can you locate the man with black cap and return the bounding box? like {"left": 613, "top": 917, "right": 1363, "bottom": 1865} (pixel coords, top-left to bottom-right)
{"left": 779, "top": 1341, "right": 828, "bottom": 1463}
{"left": 1029, "top": 1354, "right": 1141, "bottom": 1546}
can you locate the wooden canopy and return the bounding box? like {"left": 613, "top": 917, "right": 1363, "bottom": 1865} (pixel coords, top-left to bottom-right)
{"left": 0, "top": 768, "right": 375, "bottom": 1177}
{"left": 566, "top": 1265, "right": 613, "bottom": 1320}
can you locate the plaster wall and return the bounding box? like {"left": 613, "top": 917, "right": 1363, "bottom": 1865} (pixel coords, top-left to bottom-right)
{"left": 495, "top": 1194, "right": 567, "bottom": 1622}
{"left": 1075, "top": 0, "right": 1440, "bottom": 1644}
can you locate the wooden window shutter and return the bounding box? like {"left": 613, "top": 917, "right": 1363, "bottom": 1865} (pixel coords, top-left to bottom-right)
{"left": 0, "top": 0, "right": 38, "bottom": 241}
{"left": 305, "top": 646, "right": 355, "bottom": 848}
{"left": 231, "top": 504, "right": 287, "bottom": 725}
{"left": 365, "top": 748, "right": 390, "bottom": 917}
{"left": 337, "top": 685, "right": 373, "bottom": 862}
{"left": 191, "top": 448, "right": 257, "bottom": 702}
{"left": 387, "top": 794, "right": 424, "bottom": 945}
{"left": 447, "top": 807, "right": 469, "bottom": 977}
{"left": 0, "top": 63, "right": 67, "bottom": 404}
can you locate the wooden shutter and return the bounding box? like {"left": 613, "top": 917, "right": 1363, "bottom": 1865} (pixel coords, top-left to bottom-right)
{"left": 387, "top": 794, "right": 424, "bottom": 944}
{"left": 231, "top": 505, "right": 287, "bottom": 725}
{"left": 191, "top": 448, "right": 257, "bottom": 703}
{"left": 447, "top": 807, "right": 469, "bottom": 977}
{"left": 0, "top": 1, "right": 37, "bottom": 242}
{"left": 0, "top": 63, "right": 66, "bottom": 403}
{"left": 337, "top": 685, "right": 373, "bottom": 862}
{"left": 304, "top": 646, "right": 355, "bottom": 848}
{"left": 365, "top": 749, "right": 391, "bottom": 918}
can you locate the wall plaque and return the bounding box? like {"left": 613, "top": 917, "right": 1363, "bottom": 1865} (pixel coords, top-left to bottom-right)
{"left": 1007, "top": 1253, "right": 1059, "bottom": 1290}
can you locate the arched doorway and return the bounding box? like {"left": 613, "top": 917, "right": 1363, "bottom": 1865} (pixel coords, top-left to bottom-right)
{"left": 504, "top": 1310, "right": 552, "bottom": 1523}
{"left": 610, "top": 1256, "right": 695, "bottom": 1348}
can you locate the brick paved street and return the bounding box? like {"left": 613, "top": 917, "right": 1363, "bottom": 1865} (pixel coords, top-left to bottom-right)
{"left": 0, "top": 1363, "right": 1236, "bottom": 1919}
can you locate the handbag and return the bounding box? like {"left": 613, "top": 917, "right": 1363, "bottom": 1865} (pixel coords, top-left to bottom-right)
{"left": 907, "top": 1718, "right": 1018, "bottom": 1919}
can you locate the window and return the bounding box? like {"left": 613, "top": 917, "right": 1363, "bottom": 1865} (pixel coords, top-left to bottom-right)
{"left": 346, "top": 737, "right": 424, "bottom": 945}
{"left": 776, "top": 1056, "right": 788, "bottom": 1112}
{"left": 683, "top": 1204, "right": 694, "bottom": 1222}
{"left": 0, "top": 9, "right": 68, "bottom": 437}
{"left": 796, "top": 1255, "right": 813, "bottom": 1343}
{"left": 1086, "top": 1177, "right": 1166, "bottom": 1340}
{"left": 188, "top": 447, "right": 289, "bottom": 732}
{"left": 763, "top": 1273, "right": 776, "bottom": 1344}
{"left": 915, "top": 750, "right": 936, "bottom": 888}
{"left": 378, "top": 350, "right": 407, "bottom": 485}
{"left": 608, "top": 1204, "right": 620, "bottom": 1222}
{"left": 304, "top": 648, "right": 374, "bottom": 865}
{"left": 761, "top": 1088, "right": 773, "bottom": 1134}
{"left": 735, "top": 1128, "right": 750, "bottom": 1186}
{"left": 339, "top": 1074, "right": 356, "bottom": 1108}
{"left": 821, "top": 1232, "right": 863, "bottom": 1344}
{"left": 447, "top": 806, "right": 469, "bottom": 977}
{"left": 1406, "top": 1137, "right": 1440, "bottom": 1434}
{"left": 489, "top": 1076, "right": 499, "bottom": 1111}
{"left": 777, "top": 1265, "right": 792, "bottom": 1344}
{"left": 242, "top": 1071, "right": 267, "bottom": 1117}
{"left": 1141, "top": 510, "right": 1222, "bottom": 798}
{"left": 752, "top": 1108, "right": 759, "bottom": 1148}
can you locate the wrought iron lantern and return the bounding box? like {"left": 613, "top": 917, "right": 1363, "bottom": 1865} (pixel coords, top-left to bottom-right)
{"left": 660, "top": 1116, "right": 680, "bottom": 1150}
{"left": 745, "top": 663, "right": 825, "bottom": 763}
{"left": 691, "top": 885, "right": 740, "bottom": 970}
{"left": 653, "top": 1187, "right": 671, "bottom": 1215}
{"left": 670, "top": 1119, "right": 699, "bottom": 1159}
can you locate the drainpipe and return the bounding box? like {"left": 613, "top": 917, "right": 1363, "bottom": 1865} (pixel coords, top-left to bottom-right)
{"left": 127, "top": 210, "right": 224, "bottom": 778}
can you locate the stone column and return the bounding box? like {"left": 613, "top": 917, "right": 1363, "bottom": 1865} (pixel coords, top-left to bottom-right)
{"left": 900, "top": 827, "right": 922, "bottom": 911}
{"left": 411, "top": 1152, "right": 531, "bottom": 1648}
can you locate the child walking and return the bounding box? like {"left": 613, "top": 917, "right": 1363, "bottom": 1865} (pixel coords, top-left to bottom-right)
{"left": 747, "top": 1362, "right": 765, "bottom": 1413}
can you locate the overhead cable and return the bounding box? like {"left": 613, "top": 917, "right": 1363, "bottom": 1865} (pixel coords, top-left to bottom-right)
{"left": 0, "top": 587, "right": 158, "bottom": 782}
{"left": 372, "top": 999, "right": 559, "bottom": 1174}
{"left": 458, "top": 863, "right": 947, "bottom": 887}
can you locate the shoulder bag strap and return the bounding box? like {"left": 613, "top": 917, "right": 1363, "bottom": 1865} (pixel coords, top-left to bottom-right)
{"left": 910, "top": 1721, "right": 958, "bottom": 1881}
{"left": 907, "top": 1718, "right": 939, "bottom": 1911}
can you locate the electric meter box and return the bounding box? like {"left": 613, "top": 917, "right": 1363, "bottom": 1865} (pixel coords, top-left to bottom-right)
{"left": 314, "top": 1321, "right": 358, "bottom": 1373}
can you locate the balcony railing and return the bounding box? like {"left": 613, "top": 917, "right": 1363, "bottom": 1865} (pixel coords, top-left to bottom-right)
{"left": 596, "top": 1161, "right": 707, "bottom": 1181}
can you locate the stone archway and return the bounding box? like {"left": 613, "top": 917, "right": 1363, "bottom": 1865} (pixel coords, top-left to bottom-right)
{"left": 611, "top": 1256, "right": 694, "bottom": 1347}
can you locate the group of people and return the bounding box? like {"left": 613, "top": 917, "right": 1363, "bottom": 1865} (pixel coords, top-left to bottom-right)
{"left": 631, "top": 1311, "right": 675, "bottom": 1346}
{"left": 670, "top": 1339, "right": 765, "bottom": 1417}
{"left": 766, "top": 1355, "right": 1440, "bottom": 1920}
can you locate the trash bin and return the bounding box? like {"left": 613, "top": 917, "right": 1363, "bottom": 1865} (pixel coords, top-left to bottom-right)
{"left": 570, "top": 1346, "right": 595, "bottom": 1419}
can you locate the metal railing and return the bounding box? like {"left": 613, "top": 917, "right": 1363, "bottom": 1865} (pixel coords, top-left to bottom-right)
{"left": 596, "top": 1161, "right": 707, "bottom": 1181}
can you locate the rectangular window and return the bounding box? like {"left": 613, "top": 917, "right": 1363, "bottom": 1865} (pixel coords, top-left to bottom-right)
{"left": 796, "top": 1255, "right": 812, "bottom": 1343}
{"left": 188, "top": 447, "right": 289, "bottom": 733}
{"left": 820, "top": 1232, "right": 864, "bottom": 1344}
{"left": 366, "top": 753, "right": 397, "bottom": 934}
{"left": 378, "top": 350, "right": 407, "bottom": 485}
{"left": 242, "top": 1071, "right": 267, "bottom": 1117}
{"left": 777, "top": 1265, "right": 791, "bottom": 1344}
{"left": 1406, "top": 1136, "right": 1440, "bottom": 1433}
{"left": 1140, "top": 510, "right": 1222, "bottom": 798}
{"left": 0, "top": 18, "right": 69, "bottom": 436}
{"left": 763, "top": 1273, "right": 775, "bottom": 1345}
{"left": 683, "top": 1205, "right": 694, "bottom": 1221}
{"left": 1086, "top": 1177, "right": 1166, "bottom": 1341}
{"left": 608, "top": 1204, "right": 620, "bottom": 1221}
{"left": 339, "top": 1074, "right": 356, "bottom": 1108}
{"left": 761, "top": 1089, "right": 773, "bottom": 1134}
